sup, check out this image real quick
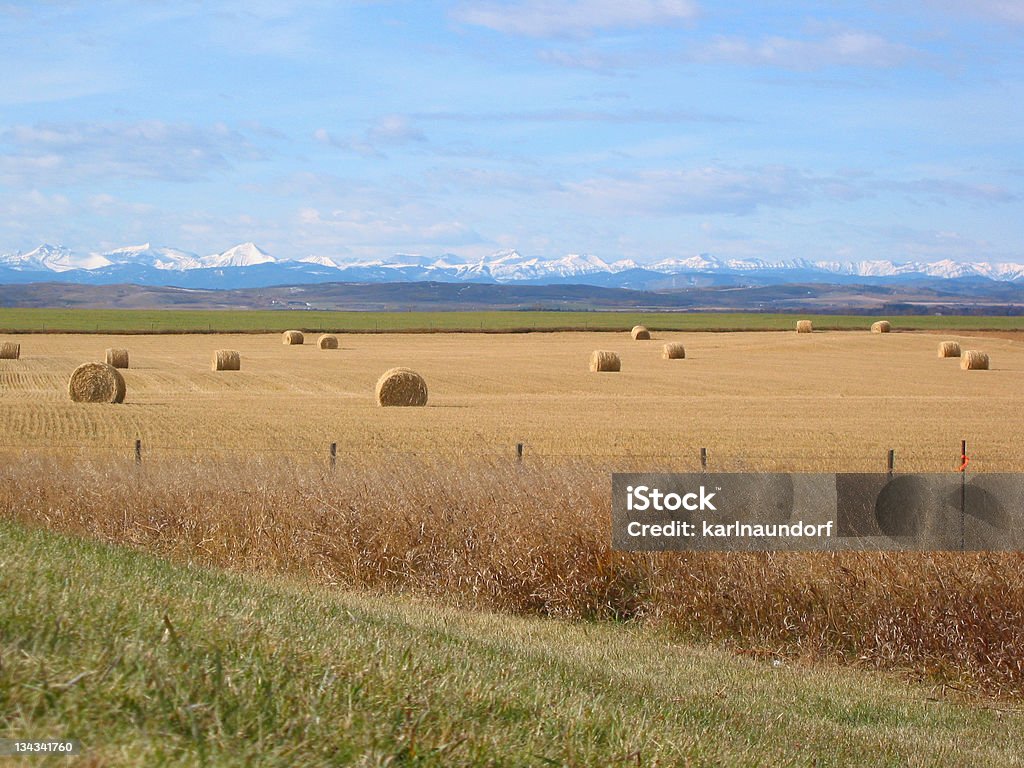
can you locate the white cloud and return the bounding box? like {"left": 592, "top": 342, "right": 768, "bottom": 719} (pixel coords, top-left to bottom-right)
{"left": 294, "top": 207, "right": 483, "bottom": 248}
{"left": 564, "top": 166, "right": 859, "bottom": 215}
{"left": 561, "top": 165, "right": 1016, "bottom": 217}
{"left": 414, "top": 107, "right": 740, "bottom": 124}
{"left": 0, "top": 121, "right": 262, "bottom": 185}
{"left": 695, "top": 31, "right": 917, "bottom": 70}
{"left": 366, "top": 115, "right": 426, "bottom": 144}
{"left": 314, "top": 115, "right": 426, "bottom": 158}
{"left": 879, "top": 178, "right": 1016, "bottom": 203}
{"left": 452, "top": 0, "right": 698, "bottom": 37}
{"left": 926, "top": 0, "right": 1024, "bottom": 25}
{"left": 536, "top": 47, "right": 628, "bottom": 71}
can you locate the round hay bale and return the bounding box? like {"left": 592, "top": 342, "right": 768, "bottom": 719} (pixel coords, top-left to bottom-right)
{"left": 663, "top": 342, "right": 686, "bottom": 359}
{"left": 211, "top": 350, "right": 241, "bottom": 371}
{"left": 961, "top": 350, "right": 989, "bottom": 370}
{"left": 0, "top": 341, "right": 20, "bottom": 359}
{"left": 796, "top": 320, "right": 813, "bottom": 334}
{"left": 589, "top": 350, "right": 621, "bottom": 372}
{"left": 631, "top": 325, "right": 651, "bottom": 340}
{"left": 317, "top": 334, "right": 339, "bottom": 350}
{"left": 870, "top": 321, "right": 891, "bottom": 334}
{"left": 282, "top": 330, "right": 304, "bottom": 345}
{"left": 105, "top": 348, "right": 129, "bottom": 368}
{"left": 938, "top": 341, "right": 961, "bottom": 358}
{"left": 375, "top": 367, "right": 428, "bottom": 407}
{"left": 68, "top": 362, "right": 125, "bottom": 404}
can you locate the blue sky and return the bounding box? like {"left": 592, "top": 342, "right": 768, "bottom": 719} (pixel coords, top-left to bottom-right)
{"left": 1, "top": 0, "right": 1022, "bottom": 264}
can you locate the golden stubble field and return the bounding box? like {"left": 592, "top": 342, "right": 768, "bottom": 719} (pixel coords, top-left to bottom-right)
{"left": 0, "top": 330, "right": 1022, "bottom": 470}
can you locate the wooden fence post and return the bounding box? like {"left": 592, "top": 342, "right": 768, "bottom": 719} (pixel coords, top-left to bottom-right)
{"left": 960, "top": 439, "right": 967, "bottom": 552}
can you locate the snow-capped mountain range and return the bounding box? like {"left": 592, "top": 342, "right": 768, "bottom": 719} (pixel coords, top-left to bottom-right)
{"left": 2, "top": 242, "right": 1024, "bottom": 290}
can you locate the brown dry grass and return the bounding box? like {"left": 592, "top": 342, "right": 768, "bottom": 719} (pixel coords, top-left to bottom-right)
{"left": 1, "top": 331, "right": 1023, "bottom": 469}
{"left": 3, "top": 453, "right": 1024, "bottom": 697}
{"left": 6, "top": 331, "right": 1024, "bottom": 701}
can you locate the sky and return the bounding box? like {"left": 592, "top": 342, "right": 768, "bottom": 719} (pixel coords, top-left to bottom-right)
{"left": 1, "top": 0, "right": 1022, "bottom": 265}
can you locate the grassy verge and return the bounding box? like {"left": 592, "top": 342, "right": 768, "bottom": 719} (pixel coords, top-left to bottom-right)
{"left": 3, "top": 457, "right": 1024, "bottom": 701}
{"left": 2, "top": 308, "right": 1024, "bottom": 333}
{"left": 2, "top": 519, "right": 1021, "bottom": 767}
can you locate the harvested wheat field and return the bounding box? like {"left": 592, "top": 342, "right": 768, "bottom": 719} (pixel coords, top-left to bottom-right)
{"left": 0, "top": 331, "right": 1022, "bottom": 469}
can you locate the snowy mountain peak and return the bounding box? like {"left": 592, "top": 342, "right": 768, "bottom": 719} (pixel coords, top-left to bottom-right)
{"left": 299, "top": 255, "right": 340, "bottom": 268}
{"left": 201, "top": 242, "right": 275, "bottom": 268}
{"left": 3, "top": 241, "right": 1024, "bottom": 285}
{"left": 0, "top": 243, "right": 111, "bottom": 272}
{"left": 452, "top": 249, "right": 615, "bottom": 281}
{"left": 101, "top": 244, "right": 202, "bottom": 271}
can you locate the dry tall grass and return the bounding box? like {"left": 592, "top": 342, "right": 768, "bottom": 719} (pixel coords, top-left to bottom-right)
{"left": 4, "top": 454, "right": 1023, "bottom": 698}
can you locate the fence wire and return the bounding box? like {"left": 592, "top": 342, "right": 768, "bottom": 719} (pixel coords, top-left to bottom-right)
{"left": 0, "top": 439, "right": 1020, "bottom": 474}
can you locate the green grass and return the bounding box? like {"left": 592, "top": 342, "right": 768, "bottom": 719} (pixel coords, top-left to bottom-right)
{"left": 2, "top": 520, "right": 1021, "bottom": 767}
{"left": 1, "top": 307, "right": 1024, "bottom": 333}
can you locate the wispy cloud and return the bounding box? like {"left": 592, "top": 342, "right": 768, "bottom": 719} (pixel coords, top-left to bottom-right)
{"left": 295, "top": 206, "right": 483, "bottom": 248}
{"left": 925, "top": 0, "right": 1024, "bottom": 26}
{"left": 0, "top": 121, "right": 262, "bottom": 185}
{"left": 413, "top": 108, "right": 743, "bottom": 124}
{"left": 536, "top": 47, "right": 631, "bottom": 72}
{"left": 314, "top": 115, "right": 426, "bottom": 158}
{"left": 452, "top": 0, "right": 698, "bottom": 37}
{"left": 693, "top": 31, "right": 918, "bottom": 70}
{"left": 564, "top": 166, "right": 861, "bottom": 216}
{"left": 878, "top": 178, "right": 1017, "bottom": 203}
{"left": 0, "top": 188, "right": 157, "bottom": 251}
{"left": 561, "top": 165, "right": 1015, "bottom": 216}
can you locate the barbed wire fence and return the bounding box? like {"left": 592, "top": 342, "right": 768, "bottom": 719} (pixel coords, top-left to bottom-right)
{"left": 0, "top": 437, "right": 1015, "bottom": 475}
